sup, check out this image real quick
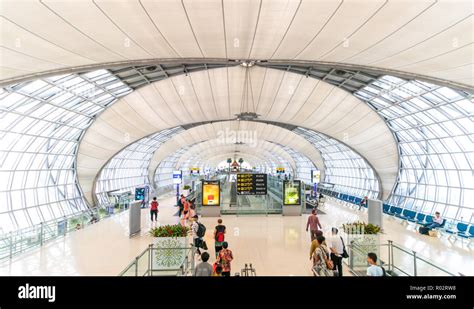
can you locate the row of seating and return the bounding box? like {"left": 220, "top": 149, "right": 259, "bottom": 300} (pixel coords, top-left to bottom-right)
{"left": 318, "top": 188, "right": 473, "bottom": 246}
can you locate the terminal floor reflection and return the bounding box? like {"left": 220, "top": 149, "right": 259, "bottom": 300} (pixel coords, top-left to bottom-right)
{"left": 0, "top": 193, "right": 472, "bottom": 276}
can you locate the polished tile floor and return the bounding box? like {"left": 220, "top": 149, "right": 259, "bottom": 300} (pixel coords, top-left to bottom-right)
{"left": 0, "top": 193, "right": 472, "bottom": 276}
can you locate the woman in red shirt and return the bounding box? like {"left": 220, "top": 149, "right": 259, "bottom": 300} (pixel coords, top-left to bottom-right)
{"left": 150, "top": 197, "right": 159, "bottom": 222}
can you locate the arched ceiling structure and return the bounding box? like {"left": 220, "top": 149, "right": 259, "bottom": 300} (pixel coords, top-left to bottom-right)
{"left": 1, "top": 0, "right": 472, "bottom": 88}
{"left": 1, "top": 0, "right": 473, "bottom": 233}
{"left": 77, "top": 66, "right": 397, "bottom": 203}
{"left": 147, "top": 121, "right": 325, "bottom": 187}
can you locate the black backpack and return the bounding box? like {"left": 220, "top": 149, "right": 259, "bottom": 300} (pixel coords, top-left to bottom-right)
{"left": 197, "top": 222, "right": 206, "bottom": 238}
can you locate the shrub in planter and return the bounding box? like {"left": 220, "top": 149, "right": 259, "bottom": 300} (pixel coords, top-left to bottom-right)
{"left": 150, "top": 224, "right": 190, "bottom": 270}
{"left": 149, "top": 224, "right": 189, "bottom": 237}
{"left": 342, "top": 221, "right": 381, "bottom": 234}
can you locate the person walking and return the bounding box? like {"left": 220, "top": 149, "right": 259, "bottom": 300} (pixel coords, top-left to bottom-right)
{"left": 328, "top": 227, "right": 344, "bottom": 276}
{"left": 150, "top": 197, "right": 159, "bottom": 222}
{"left": 367, "top": 252, "right": 385, "bottom": 276}
{"left": 217, "top": 242, "right": 233, "bottom": 277}
{"left": 177, "top": 194, "right": 185, "bottom": 217}
{"left": 309, "top": 230, "right": 323, "bottom": 263}
{"left": 188, "top": 199, "right": 196, "bottom": 218}
{"left": 193, "top": 252, "right": 213, "bottom": 276}
{"left": 183, "top": 199, "right": 190, "bottom": 223}
{"left": 313, "top": 235, "right": 333, "bottom": 276}
{"left": 191, "top": 215, "right": 206, "bottom": 255}
{"left": 306, "top": 209, "right": 322, "bottom": 241}
{"left": 214, "top": 219, "right": 226, "bottom": 258}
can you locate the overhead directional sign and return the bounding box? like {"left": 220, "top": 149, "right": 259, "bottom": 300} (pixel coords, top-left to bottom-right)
{"left": 236, "top": 173, "right": 267, "bottom": 195}
{"left": 173, "top": 170, "right": 182, "bottom": 184}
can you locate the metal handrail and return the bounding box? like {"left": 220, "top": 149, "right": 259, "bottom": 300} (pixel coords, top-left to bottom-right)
{"left": 0, "top": 204, "right": 128, "bottom": 261}
{"left": 119, "top": 244, "right": 195, "bottom": 276}
{"left": 348, "top": 239, "right": 458, "bottom": 276}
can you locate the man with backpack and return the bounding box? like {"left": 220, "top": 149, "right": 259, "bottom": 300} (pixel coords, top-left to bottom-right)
{"left": 191, "top": 215, "right": 206, "bottom": 255}
{"left": 214, "top": 219, "right": 226, "bottom": 257}
{"left": 150, "top": 197, "right": 159, "bottom": 222}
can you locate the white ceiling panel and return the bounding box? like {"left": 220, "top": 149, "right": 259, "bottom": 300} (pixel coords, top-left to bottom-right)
{"left": 77, "top": 66, "right": 397, "bottom": 203}
{"left": 0, "top": 0, "right": 471, "bottom": 86}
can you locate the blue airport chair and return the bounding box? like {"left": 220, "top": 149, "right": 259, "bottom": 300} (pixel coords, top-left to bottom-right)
{"left": 446, "top": 222, "right": 468, "bottom": 241}
{"left": 388, "top": 206, "right": 402, "bottom": 217}
{"left": 396, "top": 209, "right": 413, "bottom": 219}
{"left": 396, "top": 209, "right": 416, "bottom": 225}
{"left": 434, "top": 219, "right": 447, "bottom": 236}
{"left": 425, "top": 215, "right": 433, "bottom": 224}
{"left": 383, "top": 204, "right": 391, "bottom": 214}
{"left": 411, "top": 213, "right": 426, "bottom": 224}
{"left": 458, "top": 225, "right": 474, "bottom": 246}
{"left": 353, "top": 197, "right": 362, "bottom": 205}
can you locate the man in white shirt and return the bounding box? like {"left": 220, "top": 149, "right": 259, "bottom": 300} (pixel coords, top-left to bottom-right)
{"left": 328, "top": 227, "right": 344, "bottom": 276}
{"left": 425, "top": 211, "right": 443, "bottom": 229}
{"left": 367, "top": 253, "right": 384, "bottom": 276}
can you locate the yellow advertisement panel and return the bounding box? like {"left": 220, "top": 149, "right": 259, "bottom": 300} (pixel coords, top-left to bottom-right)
{"left": 202, "top": 180, "right": 220, "bottom": 206}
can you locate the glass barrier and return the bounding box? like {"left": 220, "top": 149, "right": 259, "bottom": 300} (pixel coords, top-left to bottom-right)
{"left": 0, "top": 206, "right": 122, "bottom": 261}
{"left": 346, "top": 239, "right": 458, "bottom": 277}
{"left": 119, "top": 244, "right": 195, "bottom": 277}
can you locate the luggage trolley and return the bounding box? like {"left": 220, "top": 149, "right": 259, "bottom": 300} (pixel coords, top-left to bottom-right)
{"left": 236, "top": 263, "right": 256, "bottom": 276}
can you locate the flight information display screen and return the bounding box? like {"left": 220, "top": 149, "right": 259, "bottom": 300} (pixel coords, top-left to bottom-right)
{"left": 236, "top": 173, "right": 267, "bottom": 195}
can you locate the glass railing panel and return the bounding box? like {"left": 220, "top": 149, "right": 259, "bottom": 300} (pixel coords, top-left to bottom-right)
{"left": 136, "top": 247, "right": 150, "bottom": 276}
{"left": 414, "top": 256, "right": 456, "bottom": 276}
{"left": 119, "top": 261, "right": 137, "bottom": 276}
{"left": 390, "top": 245, "right": 415, "bottom": 276}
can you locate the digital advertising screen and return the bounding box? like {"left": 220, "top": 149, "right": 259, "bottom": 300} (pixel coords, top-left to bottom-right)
{"left": 201, "top": 180, "right": 220, "bottom": 206}
{"left": 283, "top": 180, "right": 301, "bottom": 206}
{"left": 311, "top": 170, "right": 321, "bottom": 184}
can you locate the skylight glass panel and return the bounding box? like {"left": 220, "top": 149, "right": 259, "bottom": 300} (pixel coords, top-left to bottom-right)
{"left": 356, "top": 76, "right": 473, "bottom": 222}
{"left": 0, "top": 69, "right": 132, "bottom": 233}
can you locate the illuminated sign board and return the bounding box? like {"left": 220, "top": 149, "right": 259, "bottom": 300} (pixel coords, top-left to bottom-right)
{"left": 236, "top": 173, "right": 267, "bottom": 195}
{"left": 276, "top": 167, "right": 285, "bottom": 173}
{"left": 283, "top": 180, "right": 301, "bottom": 206}
{"left": 201, "top": 180, "right": 220, "bottom": 206}
{"left": 173, "top": 170, "right": 182, "bottom": 184}
{"left": 311, "top": 170, "right": 321, "bottom": 184}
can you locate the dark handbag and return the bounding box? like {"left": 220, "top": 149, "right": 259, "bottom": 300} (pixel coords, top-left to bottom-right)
{"left": 202, "top": 240, "right": 208, "bottom": 251}
{"left": 340, "top": 236, "right": 349, "bottom": 258}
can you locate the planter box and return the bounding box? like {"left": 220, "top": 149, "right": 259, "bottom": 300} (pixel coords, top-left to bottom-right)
{"left": 345, "top": 233, "right": 380, "bottom": 269}
{"left": 152, "top": 237, "right": 188, "bottom": 271}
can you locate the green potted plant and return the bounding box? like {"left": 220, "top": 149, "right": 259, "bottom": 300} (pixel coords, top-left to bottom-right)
{"left": 98, "top": 207, "right": 108, "bottom": 218}
{"left": 149, "top": 224, "right": 190, "bottom": 270}
{"left": 182, "top": 185, "right": 191, "bottom": 196}
{"left": 342, "top": 221, "right": 381, "bottom": 235}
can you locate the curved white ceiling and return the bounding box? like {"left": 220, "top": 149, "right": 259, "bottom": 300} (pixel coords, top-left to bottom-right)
{"left": 181, "top": 153, "right": 275, "bottom": 171}
{"left": 147, "top": 121, "right": 325, "bottom": 184}
{"left": 77, "top": 66, "right": 397, "bottom": 203}
{"left": 175, "top": 143, "right": 297, "bottom": 172}
{"left": 1, "top": 0, "right": 472, "bottom": 87}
